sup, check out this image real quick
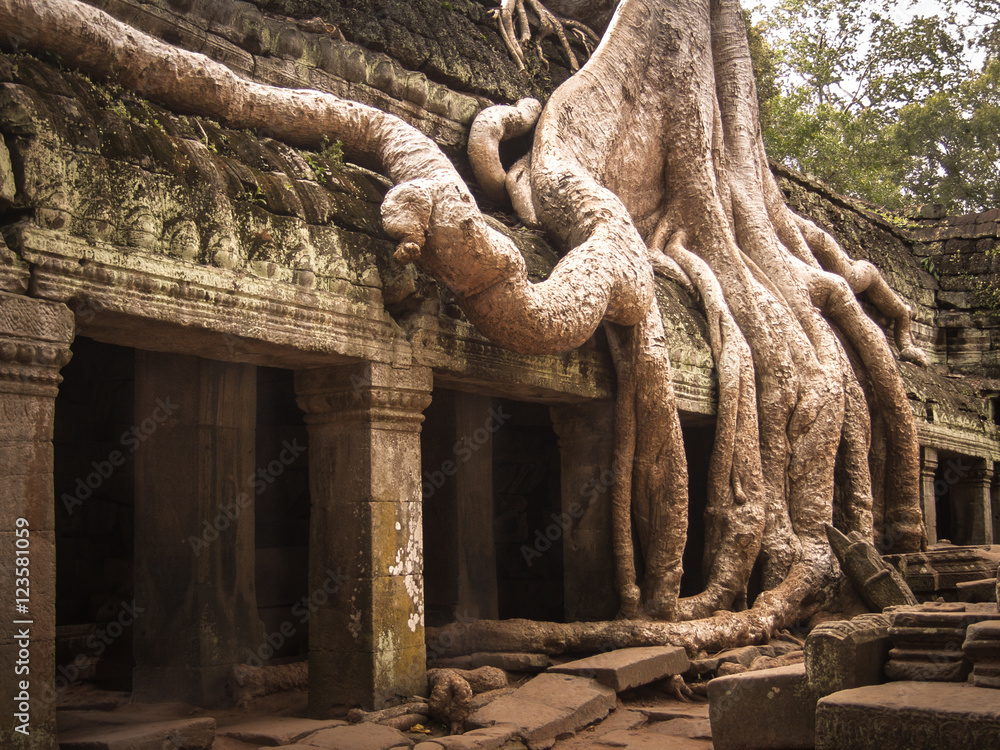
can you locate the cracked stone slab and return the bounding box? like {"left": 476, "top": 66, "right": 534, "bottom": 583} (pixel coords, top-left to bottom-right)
{"left": 277, "top": 722, "right": 414, "bottom": 749}
{"left": 58, "top": 717, "right": 216, "bottom": 750}
{"left": 431, "top": 723, "right": 519, "bottom": 749}
{"left": 815, "top": 681, "right": 1000, "bottom": 750}
{"left": 709, "top": 663, "right": 819, "bottom": 750}
{"left": 547, "top": 647, "right": 690, "bottom": 692}
{"left": 469, "top": 673, "right": 616, "bottom": 749}
{"left": 593, "top": 729, "right": 711, "bottom": 749}
{"left": 217, "top": 716, "right": 348, "bottom": 746}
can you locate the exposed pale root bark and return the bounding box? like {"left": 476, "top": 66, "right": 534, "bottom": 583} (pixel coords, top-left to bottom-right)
{"left": 651, "top": 230, "right": 766, "bottom": 620}
{"left": 793, "top": 216, "right": 929, "bottom": 366}
{"left": 492, "top": 0, "right": 601, "bottom": 71}
{"left": 468, "top": 99, "right": 543, "bottom": 202}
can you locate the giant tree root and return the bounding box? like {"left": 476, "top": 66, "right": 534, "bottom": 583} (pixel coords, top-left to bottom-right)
{"left": 427, "top": 571, "right": 821, "bottom": 658}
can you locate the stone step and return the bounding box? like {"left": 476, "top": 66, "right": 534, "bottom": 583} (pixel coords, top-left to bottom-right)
{"left": 547, "top": 646, "right": 690, "bottom": 692}
{"left": 216, "top": 716, "right": 347, "bottom": 746}
{"left": 815, "top": 681, "right": 1000, "bottom": 750}
{"left": 468, "top": 672, "right": 616, "bottom": 749}
{"left": 57, "top": 717, "right": 216, "bottom": 750}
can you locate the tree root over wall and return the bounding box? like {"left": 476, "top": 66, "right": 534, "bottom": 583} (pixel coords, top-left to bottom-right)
{"left": 2, "top": 0, "right": 927, "bottom": 654}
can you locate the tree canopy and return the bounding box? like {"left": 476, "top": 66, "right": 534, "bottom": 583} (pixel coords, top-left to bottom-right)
{"left": 752, "top": 0, "right": 1000, "bottom": 213}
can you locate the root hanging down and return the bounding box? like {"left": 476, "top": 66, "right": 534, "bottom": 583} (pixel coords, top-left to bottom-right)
{"left": 3, "top": 0, "right": 929, "bottom": 659}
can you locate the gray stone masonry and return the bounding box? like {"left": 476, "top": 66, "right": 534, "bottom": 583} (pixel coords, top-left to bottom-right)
{"left": 815, "top": 681, "right": 1000, "bottom": 750}
{"left": 547, "top": 646, "right": 690, "bottom": 691}
{"left": 708, "top": 663, "right": 819, "bottom": 750}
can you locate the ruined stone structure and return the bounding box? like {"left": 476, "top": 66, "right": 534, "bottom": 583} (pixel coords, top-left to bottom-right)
{"left": 1, "top": 0, "right": 999, "bottom": 747}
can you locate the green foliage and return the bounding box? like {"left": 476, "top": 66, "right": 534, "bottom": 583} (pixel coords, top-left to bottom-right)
{"left": 753, "top": 0, "right": 1000, "bottom": 213}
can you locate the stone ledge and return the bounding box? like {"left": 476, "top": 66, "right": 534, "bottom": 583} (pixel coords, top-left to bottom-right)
{"left": 815, "top": 681, "right": 1000, "bottom": 750}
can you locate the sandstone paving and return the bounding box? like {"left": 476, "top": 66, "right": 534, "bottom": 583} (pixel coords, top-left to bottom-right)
{"left": 815, "top": 681, "right": 1000, "bottom": 750}
{"left": 547, "top": 646, "right": 690, "bottom": 691}
{"left": 282, "top": 722, "right": 415, "bottom": 749}
{"left": 57, "top": 716, "right": 216, "bottom": 750}
{"left": 216, "top": 715, "right": 348, "bottom": 746}
{"left": 468, "top": 672, "right": 616, "bottom": 749}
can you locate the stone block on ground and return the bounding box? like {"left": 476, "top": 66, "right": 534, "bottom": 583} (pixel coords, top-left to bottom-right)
{"left": 218, "top": 716, "right": 347, "bottom": 746}
{"left": 964, "top": 620, "right": 1000, "bottom": 688}
{"left": 58, "top": 717, "right": 216, "bottom": 750}
{"left": 708, "top": 663, "right": 819, "bottom": 750}
{"left": 885, "top": 602, "right": 1000, "bottom": 682}
{"left": 547, "top": 646, "right": 690, "bottom": 691}
{"left": 805, "top": 613, "right": 890, "bottom": 695}
{"left": 432, "top": 723, "right": 519, "bottom": 749}
{"left": 815, "top": 681, "right": 1000, "bottom": 749}
{"left": 291, "top": 722, "right": 414, "bottom": 749}
{"left": 468, "top": 672, "right": 616, "bottom": 749}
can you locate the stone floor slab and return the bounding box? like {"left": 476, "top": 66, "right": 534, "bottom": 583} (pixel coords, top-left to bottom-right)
{"left": 289, "top": 722, "right": 414, "bottom": 749}
{"left": 547, "top": 647, "right": 690, "bottom": 691}
{"left": 649, "top": 717, "right": 712, "bottom": 740}
{"left": 217, "top": 716, "right": 348, "bottom": 745}
{"left": 815, "top": 681, "right": 1000, "bottom": 750}
{"left": 58, "top": 717, "right": 216, "bottom": 750}
{"left": 469, "top": 673, "right": 616, "bottom": 749}
{"left": 591, "top": 728, "right": 712, "bottom": 749}
{"left": 432, "top": 723, "right": 519, "bottom": 749}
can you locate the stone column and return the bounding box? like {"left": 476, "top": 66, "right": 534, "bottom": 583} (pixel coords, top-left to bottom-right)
{"left": 920, "top": 446, "right": 939, "bottom": 545}
{"left": 132, "top": 351, "right": 263, "bottom": 706}
{"left": 423, "top": 390, "right": 499, "bottom": 624}
{"left": 295, "top": 362, "right": 432, "bottom": 715}
{"left": 951, "top": 457, "right": 994, "bottom": 546}
{"left": 0, "top": 292, "right": 73, "bottom": 749}
{"left": 550, "top": 401, "right": 617, "bottom": 622}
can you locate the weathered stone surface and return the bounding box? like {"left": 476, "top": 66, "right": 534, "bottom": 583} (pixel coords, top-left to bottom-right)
{"left": 965, "top": 620, "right": 1000, "bottom": 688}
{"left": 432, "top": 723, "right": 519, "bottom": 750}
{"left": 0, "top": 292, "right": 73, "bottom": 750}
{"left": 291, "top": 722, "right": 414, "bottom": 748}
{"left": 547, "top": 646, "right": 690, "bottom": 691}
{"left": 468, "top": 673, "right": 616, "bottom": 749}
{"left": 815, "top": 682, "right": 1000, "bottom": 749}
{"left": 885, "top": 602, "right": 1000, "bottom": 682}
{"left": 826, "top": 525, "right": 918, "bottom": 610}
{"left": 58, "top": 717, "right": 215, "bottom": 750}
{"left": 638, "top": 701, "right": 710, "bottom": 722}
{"left": 296, "top": 362, "right": 433, "bottom": 714}
{"left": 957, "top": 577, "right": 998, "bottom": 602}
{"left": 132, "top": 352, "right": 263, "bottom": 707}
{"left": 708, "top": 663, "right": 819, "bottom": 750}
{"left": 887, "top": 545, "right": 1000, "bottom": 599}
{"left": 218, "top": 716, "right": 347, "bottom": 745}
{"left": 431, "top": 652, "right": 550, "bottom": 673}
{"left": 591, "top": 729, "right": 711, "bottom": 749}
{"left": 805, "top": 614, "right": 891, "bottom": 695}
{"left": 650, "top": 717, "right": 712, "bottom": 739}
